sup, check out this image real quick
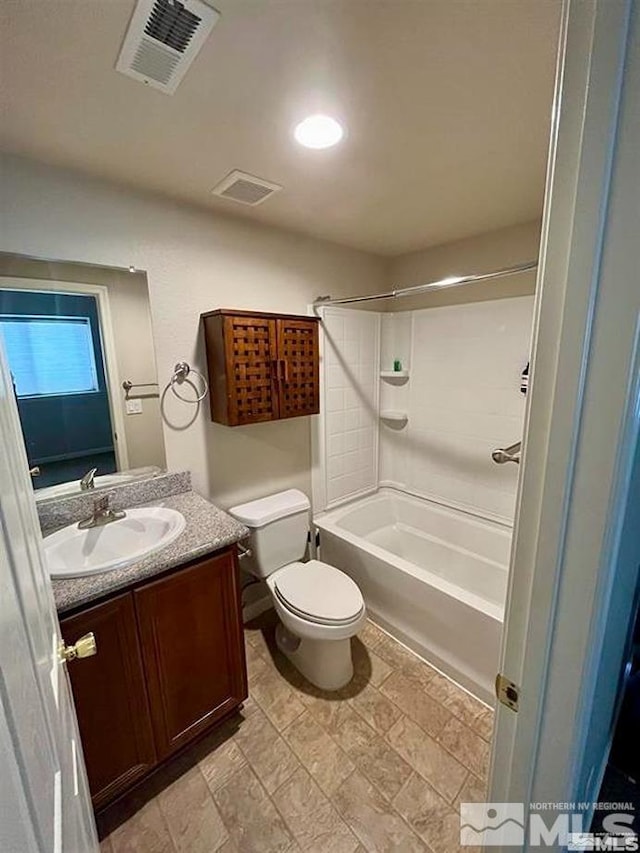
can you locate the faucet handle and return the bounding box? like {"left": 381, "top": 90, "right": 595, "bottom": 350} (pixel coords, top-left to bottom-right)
{"left": 93, "top": 494, "right": 110, "bottom": 512}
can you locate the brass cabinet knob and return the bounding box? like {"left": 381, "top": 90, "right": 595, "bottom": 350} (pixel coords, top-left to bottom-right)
{"left": 60, "top": 632, "right": 97, "bottom": 662}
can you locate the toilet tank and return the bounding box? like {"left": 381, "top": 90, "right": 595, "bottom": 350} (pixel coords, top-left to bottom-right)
{"left": 229, "top": 489, "right": 311, "bottom": 579}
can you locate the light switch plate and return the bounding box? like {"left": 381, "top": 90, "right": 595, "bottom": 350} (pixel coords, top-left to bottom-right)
{"left": 126, "top": 399, "right": 143, "bottom": 415}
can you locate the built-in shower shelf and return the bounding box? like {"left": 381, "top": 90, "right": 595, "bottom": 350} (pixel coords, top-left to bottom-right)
{"left": 380, "top": 410, "right": 408, "bottom": 423}
{"left": 380, "top": 370, "right": 409, "bottom": 380}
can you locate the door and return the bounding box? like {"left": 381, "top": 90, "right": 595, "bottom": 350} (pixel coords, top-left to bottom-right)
{"left": 276, "top": 317, "right": 319, "bottom": 419}
{"left": 0, "top": 339, "right": 97, "bottom": 851}
{"left": 134, "top": 550, "right": 247, "bottom": 758}
{"left": 224, "top": 314, "right": 279, "bottom": 424}
{"left": 489, "top": 0, "right": 639, "bottom": 846}
{"left": 61, "top": 594, "right": 157, "bottom": 810}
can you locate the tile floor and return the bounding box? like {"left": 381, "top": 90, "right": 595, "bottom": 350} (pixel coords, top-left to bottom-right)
{"left": 100, "top": 613, "right": 492, "bottom": 853}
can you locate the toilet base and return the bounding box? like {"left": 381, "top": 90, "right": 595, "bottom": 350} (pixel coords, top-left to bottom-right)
{"left": 275, "top": 623, "right": 354, "bottom": 691}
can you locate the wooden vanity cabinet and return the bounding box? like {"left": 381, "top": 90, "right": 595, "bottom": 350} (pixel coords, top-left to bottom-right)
{"left": 135, "top": 550, "right": 247, "bottom": 758}
{"left": 60, "top": 593, "right": 156, "bottom": 810}
{"left": 201, "top": 309, "right": 320, "bottom": 426}
{"left": 60, "top": 546, "right": 247, "bottom": 810}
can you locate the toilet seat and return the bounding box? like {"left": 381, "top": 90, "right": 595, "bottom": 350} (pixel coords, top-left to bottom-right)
{"left": 270, "top": 560, "right": 364, "bottom": 626}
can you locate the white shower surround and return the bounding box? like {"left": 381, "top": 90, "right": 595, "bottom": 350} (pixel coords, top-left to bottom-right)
{"left": 313, "top": 298, "right": 534, "bottom": 701}
{"left": 315, "top": 488, "right": 510, "bottom": 703}
{"left": 380, "top": 296, "right": 534, "bottom": 523}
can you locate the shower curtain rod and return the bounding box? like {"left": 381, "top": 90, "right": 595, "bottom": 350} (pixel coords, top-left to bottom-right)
{"left": 313, "top": 259, "right": 538, "bottom": 307}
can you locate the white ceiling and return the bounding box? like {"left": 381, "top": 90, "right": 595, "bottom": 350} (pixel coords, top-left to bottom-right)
{"left": 0, "top": 0, "right": 561, "bottom": 256}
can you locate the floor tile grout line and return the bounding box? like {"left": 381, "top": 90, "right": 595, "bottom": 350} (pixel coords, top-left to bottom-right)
{"left": 378, "top": 658, "right": 495, "bottom": 739}
{"left": 249, "top": 685, "right": 307, "bottom": 733}
{"left": 209, "top": 753, "right": 299, "bottom": 852}
{"left": 280, "top": 688, "right": 425, "bottom": 818}
{"left": 147, "top": 790, "right": 179, "bottom": 853}
{"left": 381, "top": 720, "right": 477, "bottom": 807}
{"left": 433, "top": 717, "right": 491, "bottom": 782}
{"left": 377, "top": 677, "right": 453, "bottom": 741}
{"left": 327, "top": 765, "right": 436, "bottom": 853}
{"left": 279, "top": 706, "right": 358, "bottom": 793}
{"left": 375, "top": 668, "right": 494, "bottom": 769}
{"left": 196, "top": 756, "right": 248, "bottom": 820}
{"left": 159, "top": 763, "right": 233, "bottom": 853}
{"left": 368, "top": 617, "right": 496, "bottom": 714}
{"left": 393, "top": 772, "right": 465, "bottom": 852}
{"left": 231, "top": 708, "right": 302, "bottom": 799}
{"left": 267, "top": 762, "right": 361, "bottom": 853}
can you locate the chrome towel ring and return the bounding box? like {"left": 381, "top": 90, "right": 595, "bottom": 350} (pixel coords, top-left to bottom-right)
{"left": 169, "top": 362, "right": 208, "bottom": 403}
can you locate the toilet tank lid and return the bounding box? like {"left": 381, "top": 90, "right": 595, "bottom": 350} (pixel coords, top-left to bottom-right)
{"left": 229, "top": 489, "right": 310, "bottom": 528}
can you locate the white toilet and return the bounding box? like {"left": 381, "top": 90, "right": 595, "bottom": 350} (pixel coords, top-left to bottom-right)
{"left": 229, "top": 489, "right": 366, "bottom": 691}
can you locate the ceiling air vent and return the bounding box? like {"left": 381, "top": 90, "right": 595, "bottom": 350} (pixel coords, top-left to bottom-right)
{"left": 116, "top": 0, "right": 220, "bottom": 95}
{"left": 211, "top": 171, "right": 283, "bottom": 206}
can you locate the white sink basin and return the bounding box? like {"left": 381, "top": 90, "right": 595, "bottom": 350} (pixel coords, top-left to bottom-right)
{"left": 45, "top": 507, "right": 186, "bottom": 579}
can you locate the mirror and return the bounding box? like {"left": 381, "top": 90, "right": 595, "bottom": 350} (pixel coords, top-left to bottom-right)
{"left": 0, "top": 253, "right": 166, "bottom": 500}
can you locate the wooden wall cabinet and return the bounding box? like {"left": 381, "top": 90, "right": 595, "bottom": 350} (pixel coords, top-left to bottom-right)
{"left": 201, "top": 310, "right": 320, "bottom": 426}
{"left": 60, "top": 547, "right": 247, "bottom": 810}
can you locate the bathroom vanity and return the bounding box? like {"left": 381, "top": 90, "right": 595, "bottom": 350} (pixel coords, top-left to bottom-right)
{"left": 46, "top": 475, "right": 249, "bottom": 813}
{"left": 60, "top": 547, "right": 246, "bottom": 810}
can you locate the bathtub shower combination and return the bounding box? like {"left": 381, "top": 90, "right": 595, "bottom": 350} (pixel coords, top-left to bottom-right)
{"left": 312, "top": 298, "right": 533, "bottom": 706}
{"left": 315, "top": 488, "right": 510, "bottom": 704}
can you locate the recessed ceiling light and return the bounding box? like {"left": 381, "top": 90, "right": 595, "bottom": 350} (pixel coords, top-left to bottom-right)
{"left": 294, "top": 115, "right": 344, "bottom": 149}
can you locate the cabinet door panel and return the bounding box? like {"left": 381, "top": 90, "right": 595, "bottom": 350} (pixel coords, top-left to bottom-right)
{"left": 61, "top": 593, "right": 156, "bottom": 809}
{"left": 224, "top": 315, "right": 278, "bottom": 424}
{"left": 134, "top": 550, "right": 247, "bottom": 758}
{"left": 276, "top": 317, "right": 319, "bottom": 418}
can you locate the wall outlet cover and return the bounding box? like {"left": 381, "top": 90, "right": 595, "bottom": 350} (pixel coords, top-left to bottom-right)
{"left": 126, "top": 399, "right": 143, "bottom": 415}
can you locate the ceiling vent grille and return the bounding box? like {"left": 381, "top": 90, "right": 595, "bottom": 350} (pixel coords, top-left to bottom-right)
{"left": 116, "top": 0, "right": 220, "bottom": 95}
{"left": 211, "top": 171, "right": 283, "bottom": 206}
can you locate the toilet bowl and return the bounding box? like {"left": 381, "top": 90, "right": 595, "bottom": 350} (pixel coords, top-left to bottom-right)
{"left": 229, "top": 490, "right": 366, "bottom": 690}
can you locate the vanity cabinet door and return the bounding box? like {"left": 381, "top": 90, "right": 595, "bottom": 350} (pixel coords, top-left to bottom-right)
{"left": 61, "top": 593, "right": 157, "bottom": 810}
{"left": 275, "top": 317, "right": 320, "bottom": 419}
{"left": 134, "top": 548, "right": 248, "bottom": 759}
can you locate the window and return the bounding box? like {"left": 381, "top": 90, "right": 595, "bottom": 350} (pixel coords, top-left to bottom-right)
{"left": 0, "top": 315, "right": 100, "bottom": 397}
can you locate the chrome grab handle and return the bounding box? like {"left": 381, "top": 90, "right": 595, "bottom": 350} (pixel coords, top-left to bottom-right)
{"left": 492, "top": 441, "right": 521, "bottom": 465}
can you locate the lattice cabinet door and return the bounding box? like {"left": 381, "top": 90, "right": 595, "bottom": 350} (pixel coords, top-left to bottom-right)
{"left": 275, "top": 318, "right": 320, "bottom": 419}
{"left": 223, "top": 315, "right": 279, "bottom": 425}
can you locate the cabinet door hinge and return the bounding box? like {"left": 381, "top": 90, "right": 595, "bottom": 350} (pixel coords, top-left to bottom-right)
{"left": 495, "top": 673, "right": 520, "bottom": 712}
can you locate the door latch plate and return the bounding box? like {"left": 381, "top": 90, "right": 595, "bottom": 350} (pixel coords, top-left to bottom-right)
{"left": 496, "top": 673, "right": 520, "bottom": 712}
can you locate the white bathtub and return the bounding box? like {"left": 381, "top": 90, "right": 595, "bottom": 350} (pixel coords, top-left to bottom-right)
{"left": 314, "top": 488, "right": 511, "bottom": 703}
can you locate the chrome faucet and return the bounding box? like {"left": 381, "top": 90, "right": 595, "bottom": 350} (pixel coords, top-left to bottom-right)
{"left": 491, "top": 441, "right": 522, "bottom": 465}
{"left": 80, "top": 467, "right": 98, "bottom": 491}
{"left": 78, "top": 495, "right": 126, "bottom": 530}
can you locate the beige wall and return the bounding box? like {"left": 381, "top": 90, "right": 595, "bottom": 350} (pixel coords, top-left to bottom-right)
{"left": 0, "top": 255, "right": 166, "bottom": 472}
{"left": 0, "top": 155, "right": 541, "bottom": 508}
{"left": 106, "top": 272, "right": 165, "bottom": 470}
{"left": 0, "top": 155, "right": 386, "bottom": 508}
{"left": 385, "top": 220, "right": 541, "bottom": 312}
